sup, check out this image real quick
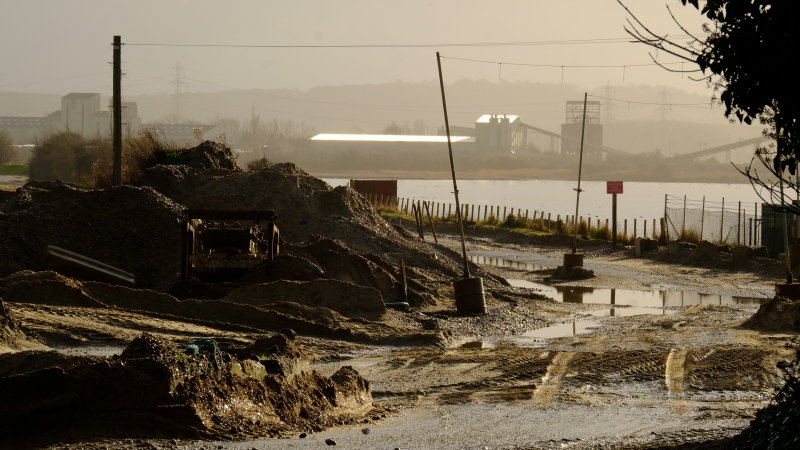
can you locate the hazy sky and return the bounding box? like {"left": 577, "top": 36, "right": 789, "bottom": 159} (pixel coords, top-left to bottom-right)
{"left": 0, "top": 0, "right": 711, "bottom": 96}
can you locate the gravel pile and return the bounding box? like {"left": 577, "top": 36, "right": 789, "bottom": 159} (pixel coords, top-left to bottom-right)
{"left": 0, "top": 181, "right": 185, "bottom": 290}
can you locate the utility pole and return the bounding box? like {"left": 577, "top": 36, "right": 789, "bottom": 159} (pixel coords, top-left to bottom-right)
{"left": 112, "top": 35, "right": 122, "bottom": 186}
{"left": 436, "top": 52, "right": 469, "bottom": 279}
{"left": 571, "top": 92, "right": 589, "bottom": 254}
{"left": 172, "top": 62, "right": 187, "bottom": 119}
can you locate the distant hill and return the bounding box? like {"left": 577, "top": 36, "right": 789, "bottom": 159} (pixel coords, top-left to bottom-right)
{"left": 0, "top": 92, "right": 61, "bottom": 117}
{"left": 1, "top": 80, "right": 763, "bottom": 159}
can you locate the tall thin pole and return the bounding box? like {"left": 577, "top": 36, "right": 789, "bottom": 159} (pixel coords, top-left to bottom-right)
{"left": 612, "top": 193, "right": 617, "bottom": 248}
{"left": 700, "top": 196, "right": 705, "bottom": 241}
{"left": 572, "top": 92, "right": 589, "bottom": 254}
{"left": 720, "top": 197, "right": 725, "bottom": 244}
{"left": 681, "top": 195, "right": 687, "bottom": 237}
{"left": 436, "top": 52, "right": 469, "bottom": 278}
{"left": 112, "top": 35, "right": 122, "bottom": 186}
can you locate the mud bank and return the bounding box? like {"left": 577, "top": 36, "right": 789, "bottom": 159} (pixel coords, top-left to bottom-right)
{"left": 0, "top": 271, "right": 448, "bottom": 346}
{"left": 0, "top": 334, "right": 372, "bottom": 449}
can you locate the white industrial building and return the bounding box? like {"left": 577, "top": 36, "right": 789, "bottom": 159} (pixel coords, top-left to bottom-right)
{"left": 0, "top": 93, "right": 142, "bottom": 145}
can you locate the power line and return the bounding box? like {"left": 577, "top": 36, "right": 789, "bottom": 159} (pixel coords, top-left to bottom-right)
{"left": 123, "top": 35, "right": 700, "bottom": 49}
{"left": 588, "top": 93, "right": 716, "bottom": 107}
{"left": 440, "top": 55, "right": 682, "bottom": 69}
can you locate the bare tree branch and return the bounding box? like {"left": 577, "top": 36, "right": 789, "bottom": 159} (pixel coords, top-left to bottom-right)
{"left": 688, "top": 73, "right": 713, "bottom": 82}
{"left": 666, "top": 4, "right": 702, "bottom": 44}
{"left": 618, "top": 0, "right": 701, "bottom": 63}
{"left": 647, "top": 53, "right": 703, "bottom": 73}
{"left": 623, "top": 24, "right": 698, "bottom": 63}
{"left": 733, "top": 148, "right": 800, "bottom": 214}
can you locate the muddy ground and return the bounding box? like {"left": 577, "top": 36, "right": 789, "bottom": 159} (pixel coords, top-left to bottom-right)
{"left": 1, "top": 146, "right": 798, "bottom": 449}
{"left": 2, "top": 231, "right": 797, "bottom": 449}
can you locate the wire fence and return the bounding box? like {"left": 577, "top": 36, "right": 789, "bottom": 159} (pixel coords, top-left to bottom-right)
{"left": 664, "top": 194, "right": 760, "bottom": 245}
{"left": 363, "top": 193, "right": 662, "bottom": 241}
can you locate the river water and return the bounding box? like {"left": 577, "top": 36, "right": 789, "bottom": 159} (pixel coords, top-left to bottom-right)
{"left": 326, "top": 178, "right": 766, "bottom": 221}
{"left": 3, "top": 174, "right": 765, "bottom": 223}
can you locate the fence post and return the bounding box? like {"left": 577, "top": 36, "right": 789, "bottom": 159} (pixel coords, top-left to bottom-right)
{"left": 643, "top": 219, "right": 646, "bottom": 238}
{"left": 471, "top": 204, "right": 475, "bottom": 221}
{"left": 525, "top": 209, "right": 529, "bottom": 220}
{"left": 720, "top": 197, "right": 725, "bottom": 244}
{"left": 548, "top": 213, "right": 552, "bottom": 232}
{"left": 700, "top": 196, "right": 705, "bottom": 242}
{"left": 749, "top": 217, "right": 753, "bottom": 246}
{"left": 423, "top": 201, "right": 438, "bottom": 244}
{"left": 634, "top": 218, "right": 637, "bottom": 240}
{"left": 738, "top": 201, "right": 742, "bottom": 246}
{"left": 681, "top": 195, "right": 687, "bottom": 238}
{"left": 663, "top": 194, "right": 669, "bottom": 242}
{"left": 652, "top": 218, "right": 656, "bottom": 239}
{"left": 755, "top": 201, "right": 759, "bottom": 245}
{"left": 412, "top": 204, "right": 423, "bottom": 239}
{"left": 624, "top": 219, "right": 627, "bottom": 238}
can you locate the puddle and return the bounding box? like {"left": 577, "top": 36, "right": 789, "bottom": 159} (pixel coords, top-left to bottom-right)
{"left": 469, "top": 255, "right": 549, "bottom": 271}
{"left": 506, "top": 278, "right": 767, "bottom": 312}
{"left": 522, "top": 318, "right": 601, "bottom": 339}
{"left": 54, "top": 346, "right": 125, "bottom": 357}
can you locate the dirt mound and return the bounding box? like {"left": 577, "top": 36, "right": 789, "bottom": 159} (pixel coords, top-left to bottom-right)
{"left": 0, "top": 271, "right": 444, "bottom": 345}
{"left": 240, "top": 254, "right": 326, "bottom": 284}
{"left": 683, "top": 304, "right": 738, "bottom": 315}
{"left": 159, "top": 140, "right": 239, "bottom": 171}
{"left": 224, "top": 279, "right": 386, "bottom": 320}
{"left": 131, "top": 161, "right": 493, "bottom": 308}
{"left": 0, "top": 270, "right": 106, "bottom": 307}
{"left": 654, "top": 240, "right": 784, "bottom": 275}
{"left": 0, "top": 181, "right": 185, "bottom": 290}
{"left": 0, "top": 299, "right": 28, "bottom": 353}
{"left": 84, "top": 278, "right": 442, "bottom": 344}
{"left": 137, "top": 163, "right": 468, "bottom": 277}
{"left": 742, "top": 297, "right": 800, "bottom": 332}
{"left": 248, "top": 333, "right": 304, "bottom": 359}
{"left": 0, "top": 350, "right": 96, "bottom": 378}
{"left": 0, "top": 334, "right": 373, "bottom": 447}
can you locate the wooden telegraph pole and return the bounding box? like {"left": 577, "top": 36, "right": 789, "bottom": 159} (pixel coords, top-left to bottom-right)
{"left": 437, "top": 52, "right": 485, "bottom": 314}
{"left": 112, "top": 35, "right": 122, "bottom": 185}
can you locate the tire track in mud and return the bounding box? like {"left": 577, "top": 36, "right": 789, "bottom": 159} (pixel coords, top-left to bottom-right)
{"left": 687, "top": 347, "right": 775, "bottom": 391}
{"left": 336, "top": 335, "right": 786, "bottom": 414}
{"left": 532, "top": 351, "right": 576, "bottom": 407}
{"left": 665, "top": 347, "right": 690, "bottom": 393}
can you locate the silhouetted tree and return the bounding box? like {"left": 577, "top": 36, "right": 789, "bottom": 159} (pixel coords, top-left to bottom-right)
{"left": 620, "top": 0, "right": 800, "bottom": 210}
{"left": 0, "top": 130, "right": 14, "bottom": 165}
{"left": 29, "top": 131, "right": 110, "bottom": 183}
{"left": 382, "top": 121, "right": 404, "bottom": 135}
